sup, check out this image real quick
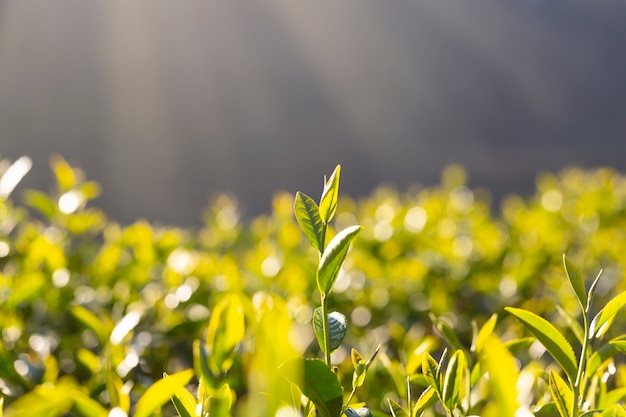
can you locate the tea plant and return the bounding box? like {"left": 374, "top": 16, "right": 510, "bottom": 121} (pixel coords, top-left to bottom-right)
{"left": 3, "top": 154, "right": 626, "bottom": 416}
{"left": 507, "top": 255, "right": 626, "bottom": 416}
{"left": 281, "top": 165, "right": 381, "bottom": 417}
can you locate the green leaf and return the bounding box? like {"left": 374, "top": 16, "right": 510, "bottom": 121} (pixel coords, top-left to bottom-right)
{"left": 587, "top": 269, "right": 604, "bottom": 312}
{"left": 441, "top": 350, "right": 465, "bottom": 412}
{"left": 313, "top": 308, "right": 347, "bottom": 353}
{"left": 351, "top": 349, "right": 367, "bottom": 389}
{"left": 421, "top": 352, "right": 441, "bottom": 397}
{"left": 505, "top": 307, "right": 578, "bottom": 383}
{"left": 206, "top": 293, "right": 245, "bottom": 373}
{"left": 601, "top": 405, "right": 626, "bottom": 417}
{"left": 430, "top": 314, "right": 463, "bottom": 352}
{"left": 319, "top": 165, "right": 341, "bottom": 225}
{"left": 503, "top": 337, "right": 535, "bottom": 353}
{"left": 473, "top": 313, "right": 497, "bottom": 354}
{"left": 600, "top": 388, "right": 626, "bottom": 410}
{"left": 71, "top": 391, "right": 109, "bottom": 417}
{"left": 587, "top": 336, "right": 626, "bottom": 377}
{"left": 134, "top": 369, "right": 195, "bottom": 417}
{"left": 478, "top": 335, "right": 519, "bottom": 417}
{"left": 579, "top": 407, "right": 626, "bottom": 417}
{"left": 590, "top": 290, "right": 626, "bottom": 339}
{"left": 388, "top": 399, "right": 409, "bottom": 417}
{"left": 556, "top": 305, "right": 584, "bottom": 345}
{"left": 23, "top": 190, "right": 57, "bottom": 219}
{"left": 208, "top": 383, "right": 233, "bottom": 417}
{"left": 549, "top": 370, "right": 573, "bottom": 417}
{"left": 563, "top": 254, "right": 586, "bottom": 313}
{"left": 50, "top": 154, "right": 77, "bottom": 191}
{"left": 294, "top": 192, "right": 325, "bottom": 252}
{"left": 70, "top": 306, "right": 109, "bottom": 346}
{"left": 411, "top": 387, "right": 436, "bottom": 417}
{"left": 317, "top": 225, "right": 361, "bottom": 294}
{"left": 171, "top": 396, "right": 196, "bottom": 417}
{"left": 164, "top": 373, "right": 197, "bottom": 417}
{"left": 280, "top": 358, "right": 343, "bottom": 417}
{"left": 612, "top": 340, "right": 626, "bottom": 353}
{"left": 533, "top": 402, "right": 561, "bottom": 417}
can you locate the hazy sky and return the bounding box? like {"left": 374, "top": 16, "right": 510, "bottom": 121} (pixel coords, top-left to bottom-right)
{"left": 1, "top": 0, "right": 625, "bottom": 225}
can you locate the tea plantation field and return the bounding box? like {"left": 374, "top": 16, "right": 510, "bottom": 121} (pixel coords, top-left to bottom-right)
{"left": 2, "top": 156, "right": 626, "bottom": 416}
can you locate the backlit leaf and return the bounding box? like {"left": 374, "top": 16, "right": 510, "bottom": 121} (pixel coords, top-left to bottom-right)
{"left": 474, "top": 313, "right": 497, "bottom": 354}
{"left": 549, "top": 370, "right": 573, "bottom": 417}
{"left": 505, "top": 307, "right": 578, "bottom": 383}
{"left": 587, "top": 336, "right": 626, "bottom": 377}
{"left": 319, "top": 165, "right": 341, "bottom": 225}
{"left": 590, "top": 290, "right": 626, "bottom": 339}
{"left": 71, "top": 306, "right": 109, "bottom": 346}
{"left": 280, "top": 358, "right": 343, "bottom": 417}
{"left": 442, "top": 350, "right": 465, "bottom": 412}
{"left": 479, "top": 335, "right": 519, "bottom": 417}
{"left": 294, "top": 192, "right": 325, "bottom": 252}
{"left": 208, "top": 383, "right": 233, "bottom": 417}
{"left": 164, "top": 373, "right": 197, "bottom": 417}
{"left": 563, "top": 255, "right": 586, "bottom": 313}
{"left": 206, "top": 293, "right": 245, "bottom": 373}
{"left": 388, "top": 399, "right": 408, "bottom": 417}
{"left": 412, "top": 387, "right": 436, "bottom": 417}
{"left": 134, "top": 369, "right": 194, "bottom": 417}
{"left": 421, "top": 352, "right": 441, "bottom": 397}
{"left": 317, "top": 225, "right": 361, "bottom": 294}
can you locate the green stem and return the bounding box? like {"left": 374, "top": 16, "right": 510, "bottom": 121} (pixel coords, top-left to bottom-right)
{"left": 343, "top": 388, "right": 357, "bottom": 413}
{"left": 321, "top": 292, "right": 332, "bottom": 368}
{"left": 572, "top": 314, "right": 590, "bottom": 417}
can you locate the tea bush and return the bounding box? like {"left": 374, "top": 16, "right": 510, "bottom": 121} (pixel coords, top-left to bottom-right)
{"left": 1, "top": 155, "right": 626, "bottom": 416}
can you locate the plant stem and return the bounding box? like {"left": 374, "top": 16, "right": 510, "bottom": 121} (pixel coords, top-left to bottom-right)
{"left": 572, "top": 314, "right": 590, "bottom": 417}
{"left": 321, "top": 292, "right": 332, "bottom": 368}
{"left": 343, "top": 388, "right": 357, "bottom": 413}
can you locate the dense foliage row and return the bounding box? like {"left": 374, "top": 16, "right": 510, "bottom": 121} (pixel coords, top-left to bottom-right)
{"left": 1, "top": 155, "right": 626, "bottom": 416}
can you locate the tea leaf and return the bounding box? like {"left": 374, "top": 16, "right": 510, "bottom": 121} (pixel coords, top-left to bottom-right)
{"left": 505, "top": 307, "right": 578, "bottom": 383}
{"left": 280, "top": 358, "right": 343, "bottom": 417}
{"left": 206, "top": 293, "right": 245, "bottom": 373}
{"left": 430, "top": 314, "right": 463, "bottom": 352}
{"left": 134, "top": 369, "right": 195, "bottom": 417}
{"left": 352, "top": 348, "right": 367, "bottom": 389}
{"left": 70, "top": 305, "right": 109, "bottom": 346}
{"left": 600, "top": 388, "right": 626, "bottom": 410}
{"left": 590, "top": 290, "right": 626, "bottom": 339}
{"left": 421, "top": 352, "right": 441, "bottom": 397}
{"left": 208, "top": 383, "right": 233, "bottom": 417}
{"left": 412, "top": 386, "right": 436, "bottom": 417}
{"left": 294, "top": 192, "right": 325, "bottom": 252}
{"left": 164, "top": 373, "right": 197, "bottom": 417}
{"left": 388, "top": 399, "right": 409, "bottom": 417}
{"left": 317, "top": 225, "right": 361, "bottom": 294}
{"left": 587, "top": 336, "right": 626, "bottom": 377}
{"left": 549, "top": 370, "right": 573, "bottom": 417}
{"left": 442, "top": 350, "right": 465, "bottom": 412}
{"left": 319, "top": 165, "right": 341, "bottom": 225}
{"left": 563, "top": 255, "right": 586, "bottom": 313}
{"left": 579, "top": 406, "right": 626, "bottom": 417}
{"left": 313, "top": 308, "right": 347, "bottom": 353}
{"left": 479, "top": 334, "right": 519, "bottom": 417}
{"left": 533, "top": 402, "right": 560, "bottom": 417}
{"left": 474, "top": 313, "right": 498, "bottom": 354}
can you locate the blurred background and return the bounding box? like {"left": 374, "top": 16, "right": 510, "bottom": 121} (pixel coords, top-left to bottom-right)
{"left": 0, "top": 0, "right": 625, "bottom": 226}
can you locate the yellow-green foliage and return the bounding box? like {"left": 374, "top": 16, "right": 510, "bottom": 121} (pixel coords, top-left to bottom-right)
{"left": 2, "top": 156, "right": 626, "bottom": 416}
